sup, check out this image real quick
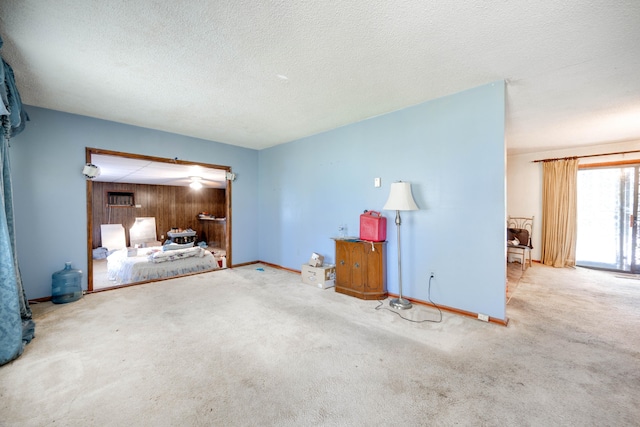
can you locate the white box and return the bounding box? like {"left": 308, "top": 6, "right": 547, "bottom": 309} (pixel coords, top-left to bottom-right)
{"left": 301, "top": 264, "right": 335, "bottom": 289}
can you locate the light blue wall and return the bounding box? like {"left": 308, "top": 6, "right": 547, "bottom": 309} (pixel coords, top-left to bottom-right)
{"left": 10, "top": 107, "right": 259, "bottom": 299}
{"left": 259, "top": 81, "right": 506, "bottom": 319}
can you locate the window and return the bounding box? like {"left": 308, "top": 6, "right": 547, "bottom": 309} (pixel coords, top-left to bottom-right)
{"left": 107, "top": 191, "right": 135, "bottom": 207}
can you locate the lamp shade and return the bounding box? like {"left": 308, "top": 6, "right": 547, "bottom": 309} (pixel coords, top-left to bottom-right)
{"left": 383, "top": 181, "right": 419, "bottom": 211}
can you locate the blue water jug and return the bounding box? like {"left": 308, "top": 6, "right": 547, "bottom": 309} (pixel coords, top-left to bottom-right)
{"left": 51, "top": 262, "right": 83, "bottom": 304}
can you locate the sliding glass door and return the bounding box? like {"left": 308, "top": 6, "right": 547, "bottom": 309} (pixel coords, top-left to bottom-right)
{"left": 576, "top": 165, "right": 640, "bottom": 272}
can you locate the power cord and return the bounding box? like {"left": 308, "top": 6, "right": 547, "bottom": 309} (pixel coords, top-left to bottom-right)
{"left": 375, "top": 274, "right": 442, "bottom": 323}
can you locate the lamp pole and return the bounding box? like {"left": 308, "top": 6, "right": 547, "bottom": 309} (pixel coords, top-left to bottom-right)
{"left": 390, "top": 209, "right": 412, "bottom": 309}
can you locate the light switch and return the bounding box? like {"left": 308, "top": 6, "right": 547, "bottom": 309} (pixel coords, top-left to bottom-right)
{"left": 374, "top": 177, "right": 381, "bottom": 188}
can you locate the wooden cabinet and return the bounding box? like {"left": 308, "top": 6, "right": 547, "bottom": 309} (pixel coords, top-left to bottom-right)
{"left": 334, "top": 239, "right": 387, "bottom": 300}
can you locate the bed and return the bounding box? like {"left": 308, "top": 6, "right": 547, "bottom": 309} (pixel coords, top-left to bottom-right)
{"left": 107, "top": 245, "right": 218, "bottom": 285}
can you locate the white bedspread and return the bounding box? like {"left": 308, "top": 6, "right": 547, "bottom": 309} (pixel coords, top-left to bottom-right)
{"left": 107, "top": 247, "right": 217, "bottom": 284}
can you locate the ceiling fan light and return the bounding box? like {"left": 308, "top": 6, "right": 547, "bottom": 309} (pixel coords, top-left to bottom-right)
{"left": 189, "top": 176, "right": 203, "bottom": 189}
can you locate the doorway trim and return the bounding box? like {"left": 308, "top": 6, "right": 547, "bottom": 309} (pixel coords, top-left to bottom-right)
{"left": 85, "top": 147, "right": 233, "bottom": 292}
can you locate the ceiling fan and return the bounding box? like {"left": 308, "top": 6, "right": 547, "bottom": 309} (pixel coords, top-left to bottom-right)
{"left": 189, "top": 176, "right": 204, "bottom": 189}
{"left": 174, "top": 171, "right": 235, "bottom": 189}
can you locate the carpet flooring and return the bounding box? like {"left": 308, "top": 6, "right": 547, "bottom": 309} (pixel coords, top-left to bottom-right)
{"left": 506, "top": 261, "right": 524, "bottom": 303}
{"left": 1, "top": 263, "right": 638, "bottom": 426}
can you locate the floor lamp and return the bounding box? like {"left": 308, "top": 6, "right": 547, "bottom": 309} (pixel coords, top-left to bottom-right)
{"left": 383, "top": 181, "right": 419, "bottom": 310}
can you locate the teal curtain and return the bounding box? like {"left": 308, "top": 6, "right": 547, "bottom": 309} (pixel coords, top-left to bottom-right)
{"left": 0, "top": 36, "right": 33, "bottom": 366}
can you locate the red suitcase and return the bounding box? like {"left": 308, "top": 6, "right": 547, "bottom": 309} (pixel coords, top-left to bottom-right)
{"left": 359, "top": 211, "right": 387, "bottom": 242}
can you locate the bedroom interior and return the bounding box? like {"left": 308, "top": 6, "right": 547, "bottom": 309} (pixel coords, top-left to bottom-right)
{"left": 86, "top": 149, "right": 233, "bottom": 291}
{"left": 1, "top": 1, "right": 639, "bottom": 423}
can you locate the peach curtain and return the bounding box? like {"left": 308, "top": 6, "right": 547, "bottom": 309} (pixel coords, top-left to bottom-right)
{"left": 541, "top": 158, "right": 579, "bottom": 267}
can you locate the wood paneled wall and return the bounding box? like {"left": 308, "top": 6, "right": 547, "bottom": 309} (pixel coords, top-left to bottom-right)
{"left": 92, "top": 182, "right": 226, "bottom": 249}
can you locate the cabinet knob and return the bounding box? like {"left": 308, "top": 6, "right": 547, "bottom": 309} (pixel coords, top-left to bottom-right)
{"left": 354, "top": 262, "right": 359, "bottom": 268}
{"left": 340, "top": 260, "right": 345, "bottom": 265}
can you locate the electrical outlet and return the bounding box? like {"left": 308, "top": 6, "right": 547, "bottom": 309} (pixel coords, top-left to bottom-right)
{"left": 478, "top": 313, "right": 489, "bottom": 322}
{"left": 374, "top": 177, "right": 381, "bottom": 187}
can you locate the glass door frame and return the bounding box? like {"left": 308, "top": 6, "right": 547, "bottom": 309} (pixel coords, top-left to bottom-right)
{"left": 631, "top": 166, "right": 640, "bottom": 273}
{"left": 578, "top": 160, "right": 640, "bottom": 273}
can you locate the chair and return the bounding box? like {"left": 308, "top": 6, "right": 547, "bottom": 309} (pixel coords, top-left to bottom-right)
{"left": 507, "top": 216, "right": 533, "bottom": 270}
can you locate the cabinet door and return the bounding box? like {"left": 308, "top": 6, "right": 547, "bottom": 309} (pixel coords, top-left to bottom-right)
{"left": 364, "top": 243, "right": 386, "bottom": 295}
{"left": 335, "top": 240, "right": 350, "bottom": 288}
{"left": 350, "top": 243, "right": 365, "bottom": 293}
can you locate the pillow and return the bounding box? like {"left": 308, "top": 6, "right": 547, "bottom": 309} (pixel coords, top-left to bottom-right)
{"left": 92, "top": 247, "right": 109, "bottom": 260}
{"left": 508, "top": 228, "right": 531, "bottom": 248}
{"left": 162, "top": 242, "right": 194, "bottom": 251}
{"left": 149, "top": 246, "right": 204, "bottom": 263}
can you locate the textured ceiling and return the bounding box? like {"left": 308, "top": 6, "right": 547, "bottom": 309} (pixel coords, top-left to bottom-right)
{"left": 1, "top": 1, "right": 639, "bottom": 154}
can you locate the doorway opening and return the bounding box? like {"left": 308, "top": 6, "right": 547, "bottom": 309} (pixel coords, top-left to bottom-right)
{"left": 86, "top": 148, "right": 233, "bottom": 291}
{"left": 576, "top": 162, "right": 640, "bottom": 272}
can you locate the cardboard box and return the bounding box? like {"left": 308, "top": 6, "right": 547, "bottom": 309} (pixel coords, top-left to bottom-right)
{"left": 301, "top": 264, "right": 336, "bottom": 289}
{"left": 308, "top": 252, "right": 324, "bottom": 267}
